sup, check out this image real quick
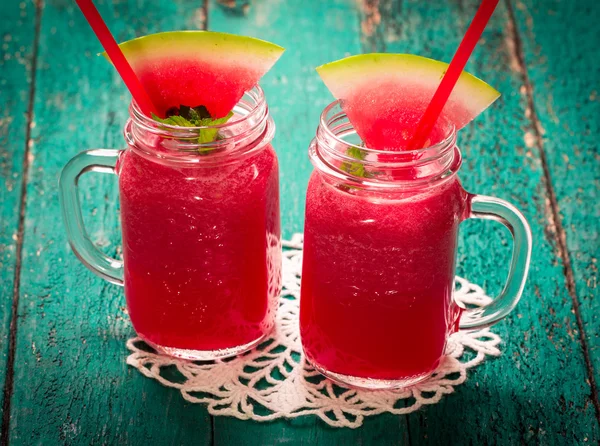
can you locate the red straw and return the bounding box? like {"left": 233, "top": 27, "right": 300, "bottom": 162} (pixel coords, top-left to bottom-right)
{"left": 407, "top": 0, "right": 499, "bottom": 150}
{"left": 75, "top": 0, "right": 157, "bottom": 116}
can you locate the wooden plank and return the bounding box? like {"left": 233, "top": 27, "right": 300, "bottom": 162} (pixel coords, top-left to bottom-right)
{"left": 510, "top": 0, "right": 600, "bottom": 419}
{"left": 0, "top": 0, "right": 38, "bottom": 437}
{"left": 363, "top": 0, "right": 600, "bottom": 443}
{"left": 8, "top": 1, "right": 214, "bottom": 444}
{"left": 209, "top": 0, "right": 410, "bottom": 444}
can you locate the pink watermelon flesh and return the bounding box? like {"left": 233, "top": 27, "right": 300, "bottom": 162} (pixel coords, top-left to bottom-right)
{"left": 108, "top": 32, "right": 284, "bottom": 118}
{"left": 343, "top": 79, "right": 470, "bottom": 150}
{"left": 137, "top": 59, "right": 263, "bottom": 118}
{"left": 317, "top": 55, "right": 500, "bottom": 151}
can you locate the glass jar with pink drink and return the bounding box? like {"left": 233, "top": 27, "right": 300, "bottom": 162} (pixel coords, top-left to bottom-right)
{"left": 60, "top": 86, "right": 281, "bottom": 360}
{"left": 300, "top": 101, "right": 532, "bottom": 389}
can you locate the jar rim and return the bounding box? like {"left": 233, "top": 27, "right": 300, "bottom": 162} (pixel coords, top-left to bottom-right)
{"left": 318, "top": 99, "right": 457, "bottom": 159}
{"left": 310, "top": 100, "right": 461, "bottom": 190}
{"left": 124, "top": 86, "right": 274, "bottom": 165}
{"left": 129, "top": 85, "right": 267, "bottom": 133}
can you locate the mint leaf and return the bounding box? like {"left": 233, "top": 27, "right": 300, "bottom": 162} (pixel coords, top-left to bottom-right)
{"left": 190, "top": 105, "right": 212, "bottom": 121}
{"left": 178, "top": 105, "right": 191, "bottom": 118}
{"left": 346, "top": 146, "right": 367, "bottom": 161}
{"left": 196, "top": 111, "right": 234, "bottom": 144}
{"left": 179, "top": 105, "right": 212, "bottom": 122}
{"left": 152, "top": 106, "right": 235, "bottom": 151}
{"left": 341, "top": 145, "right": 368, "bottom": 178}
{"left": 151, "top": 113, "right": 195, "bottom": 127}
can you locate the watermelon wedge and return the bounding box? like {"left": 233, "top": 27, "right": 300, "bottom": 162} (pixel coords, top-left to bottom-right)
{"left": 316, "top": 54, "right": 500, "bottom": 150}
{"left": 103, "top": 31, "right": 284, "bottom": 118}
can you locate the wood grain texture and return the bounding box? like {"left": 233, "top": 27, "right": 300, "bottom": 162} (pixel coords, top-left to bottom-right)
{"left": 0, "top": 0, "right": 38, "bottom": 435}
{"left": 362, "top": 0, "right": 600, "bottom": 443}
{"left": 510, "top": 0, "right": 600, "bottom": 417}
{"left": 8, "top": 1, "right": 214, "bottom": 444}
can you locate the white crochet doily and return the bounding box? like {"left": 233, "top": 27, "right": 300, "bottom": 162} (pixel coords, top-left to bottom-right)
{"left": 126, "top": 234, "right": 502, "bottom": 428}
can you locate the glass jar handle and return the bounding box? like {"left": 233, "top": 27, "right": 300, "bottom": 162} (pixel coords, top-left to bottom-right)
{"left": 59, "top": 149, "right": 124, "bottom": 286}
{"left": 459, "top": 194, "right": 532, "bottom": 329}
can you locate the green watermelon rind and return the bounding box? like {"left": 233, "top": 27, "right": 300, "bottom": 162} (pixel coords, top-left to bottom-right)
{"left": 316, "top": 53, "right": 500, "bottom": 129}
{"left": 101, "top": 31, "right": 284, "bottom": 66}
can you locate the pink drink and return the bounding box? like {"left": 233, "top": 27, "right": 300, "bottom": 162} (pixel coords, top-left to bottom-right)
{"left": 60, "top": 86, "right": 287, "bottom": 361}
{"left": 118, "top": 144, "right": 280, "bottom": 354}
{"left": 301, "top": 173, "right": 467, "bottom": 382}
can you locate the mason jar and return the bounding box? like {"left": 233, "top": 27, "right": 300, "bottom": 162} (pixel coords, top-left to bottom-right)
{"left": 300, "top": 101, "right": 531, "bottom": 389}
{"left": 60, "top": 86, "right": 281, "bottom": 360}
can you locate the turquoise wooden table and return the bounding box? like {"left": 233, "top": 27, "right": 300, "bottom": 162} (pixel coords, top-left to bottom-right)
{"left": 1, "top": 0, "right": 598, "bottom": 444}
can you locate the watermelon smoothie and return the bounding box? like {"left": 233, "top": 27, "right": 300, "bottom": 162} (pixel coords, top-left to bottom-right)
{"left": 118, "top": 87, "right": 281, "bottom": 358}
{"left": 302, "top": 175, "right": 466, "bottom": 382}
{"left": 59, "top": 32, "right": 286, "bottom": 360}
{"left": 301, "top": 101, "right": 467, "bottom": 387}
{"left": 299, "top": 55, "right": 531, "bottom": 389}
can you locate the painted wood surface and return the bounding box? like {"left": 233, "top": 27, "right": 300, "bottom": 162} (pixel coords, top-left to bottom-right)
{"left": 0, "top": 0, "right": 597, "bottom": 444}
{"left": 0, "top": 0, "right": 38, "bottom": 436}
{"left": 511, "top": 0, "right": 600, "bottom": 413}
